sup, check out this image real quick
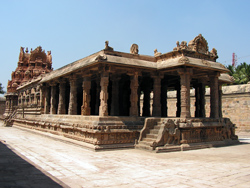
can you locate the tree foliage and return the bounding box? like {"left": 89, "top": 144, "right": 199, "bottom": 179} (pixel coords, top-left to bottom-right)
{"left": 0, "top": 83, "right": 5, "bottom": 94}
{"left": 227, "top": 62, "right": 250, "bottom": 85}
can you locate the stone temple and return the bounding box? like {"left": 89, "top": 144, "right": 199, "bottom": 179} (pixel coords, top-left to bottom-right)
{"left": 4, "top": 34, "right": 238, "bottom": 152}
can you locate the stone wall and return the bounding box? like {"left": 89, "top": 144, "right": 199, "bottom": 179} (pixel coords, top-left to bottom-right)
{"left": 167, "top": 84, "right": 250, "bottom": 132}
{"left": 0, "top": 97, "right": 6, "bottom": 115}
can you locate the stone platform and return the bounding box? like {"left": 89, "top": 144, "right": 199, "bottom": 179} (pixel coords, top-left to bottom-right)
{"left": 11, "top": 114, "right": 239, "bottom": 152}
{"left": 13, "top": 115, "right": 144, "bottom": 150}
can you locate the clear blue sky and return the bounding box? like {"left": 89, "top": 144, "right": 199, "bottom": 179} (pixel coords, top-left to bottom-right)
{"left": 1, "top": 0, "right": 250, "bottom": 96}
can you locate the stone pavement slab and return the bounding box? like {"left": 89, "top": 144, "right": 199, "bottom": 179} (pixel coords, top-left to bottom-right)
{"left": 0, "top": 122, "right": 250, "bottom": 188}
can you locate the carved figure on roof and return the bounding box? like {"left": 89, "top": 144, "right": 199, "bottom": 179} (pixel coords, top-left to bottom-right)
{"left": 154, "top": 49, "right": 162, "bottom": 57}
{"left": 104, "top": 41, "right": 113, "bottom": 51}
{"left": 19, "top": 47, "right": 24, "bottom": 61}
{"left": 173, "top": 41, "right": 180, "bottom": 51}
{"left": 180, "top": 41, "right": 188, "bottom": 49}
{"left": 37, "top": 46, "right": 42, "bottom": 52}
{"left": 47, "top": 51, "right": 52, "bottom": 63}
{"left": 188, "top": 34, "right": 208, "bottom": 54}
{"left": 211, "top": 48, "right": 218, "bottom": 57}
{"left": 176, "top": 41, "right": 180, "bottom": 48}
{"left": 130, "top": 44, "right": 139, "bottom": 55}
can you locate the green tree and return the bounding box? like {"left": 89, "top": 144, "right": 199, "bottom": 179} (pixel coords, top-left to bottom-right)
{"left": 0, "top": 83, "right": 5, "bottom": 94}
{"left": 227, "top": 62, "right": 250, "bottom": 85}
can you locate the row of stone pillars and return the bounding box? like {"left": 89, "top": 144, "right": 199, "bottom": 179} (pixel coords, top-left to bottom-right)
{"left": 177, "top": 68, "right": 220, "bottom": 119}
{"left": 40, "top": 68, "right": 221, "bottom": 119}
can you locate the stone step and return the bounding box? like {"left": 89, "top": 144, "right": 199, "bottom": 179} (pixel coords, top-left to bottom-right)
{"left": 138, "top": 140, "right": 152, "bottom": 146}
{"left": 149, "top": 129, "right": 159, "bottom": 134}
{"left": 142, "top": 137, "right": 155, "bottom": 142}
{"left": 146, "top": 133, "right": 158, "bottom": 139}
{"left": 153, "top": 125, "right": 161, "bottom": 130}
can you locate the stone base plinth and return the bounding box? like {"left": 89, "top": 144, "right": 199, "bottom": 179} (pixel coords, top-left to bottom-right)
{"left": 13, "top": 114, "right": 144, "bottom": 150}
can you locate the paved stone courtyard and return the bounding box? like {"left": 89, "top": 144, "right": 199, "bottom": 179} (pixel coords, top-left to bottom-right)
{"left": 0, "top": 122, "right": 250, "bottom": 188}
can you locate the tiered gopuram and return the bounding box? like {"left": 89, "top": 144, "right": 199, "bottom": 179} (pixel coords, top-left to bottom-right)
{"left": 4, "top": 46, "right": 52, "bottom": 115}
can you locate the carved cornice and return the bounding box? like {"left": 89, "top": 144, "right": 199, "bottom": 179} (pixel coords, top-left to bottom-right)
{"left": 95, "top": 55, "right": 107, "bottom": 62}
{"left": 202, "top": 60, "right": 211, "bottom": 67}
{"left": 178, "top": 55, "right": 190, "bottom": 64}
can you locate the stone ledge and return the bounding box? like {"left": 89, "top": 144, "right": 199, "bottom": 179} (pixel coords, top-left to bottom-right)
{"left": 155, "top": 140, "right": 240, "bottom": 153}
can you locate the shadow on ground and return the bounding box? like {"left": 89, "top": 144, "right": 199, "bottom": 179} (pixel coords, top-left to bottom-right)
{"left": 0, "top": 140, "right": 65, "bottom": 188}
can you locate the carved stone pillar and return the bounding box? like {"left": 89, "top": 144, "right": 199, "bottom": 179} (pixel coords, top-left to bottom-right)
{"left": 129, "top": 72, "right": 139, "bottom": 116}
{"left": 178, "top": 68, "right": 192, "bottom": 118}
{"left": 99, "top": 72, "right": 109, "bottom": 116}
{"left": 110, "top": 75, "right": 120, "bottom": 116}
{"left": 81, "top": 77, "right": 91, "bottom": 115}
{"left": 58, "top": 80, "right": 66, "bottom": 114}
{"left": 36, "top": 94, "right": 40, "bottom": 106}
{"left": 44, "top": 85, "right": 50, "bottom": 114}
{"left": 22, "top": 93, "right": 25, "bottom": 107}
{"left": 219, "top": 84, "right": 223, "bottom": 118}
{"left": 68, "top": 76, "right": 78, "bottom": 115}
{"left": 40, "top": 85, "right": 45, "bottom": 112}
{"left": 152, "top": 75, "right": 162, "bottom": 117}
{"left": 210, "top": 73, "right": 220, "bottom": 118}
{"left": 95, "top": 78, "right": 100, "bottom": 115}
{"left": 10, "top": 96, "right": 14, "bottom": 110}
{"left": 50, "top": 83, "right": 57, "bottom": 114}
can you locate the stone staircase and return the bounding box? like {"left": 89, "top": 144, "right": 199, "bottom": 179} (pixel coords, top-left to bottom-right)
{"left": 4, "top": 108, "right": 17, "bottom": 127}
{"left": 135, "top": 120, "right": 162, "bottom": 151}
{"left": 135, "top": 118, "right": 183, "bottom": 152}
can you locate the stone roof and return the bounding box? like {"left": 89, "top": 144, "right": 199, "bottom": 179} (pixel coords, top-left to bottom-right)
{"left": 40, "top": 49, "right": 229, "bottom": 83}
{"left": 157, "top": 56, "right": 228, "bottom": 73}
{"left": 41, "top": 51, "right": 102, "bottom": 83}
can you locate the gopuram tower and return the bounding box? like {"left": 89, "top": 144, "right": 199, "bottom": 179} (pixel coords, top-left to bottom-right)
{"left": 4, "top": 46, "right": 53, "bottom": 116}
